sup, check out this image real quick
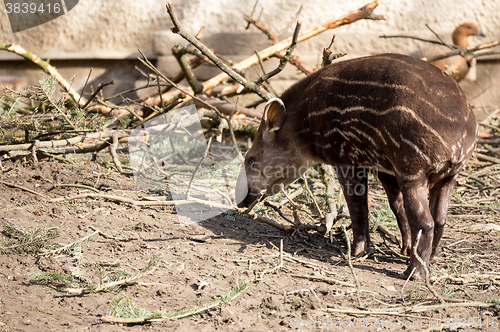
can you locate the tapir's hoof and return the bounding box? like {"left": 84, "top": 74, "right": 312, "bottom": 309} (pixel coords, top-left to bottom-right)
{"left": 429, "top": 254, "right": 439, "bottom": 264}
{"left": 401, "top": 266, "right": 425, "bottom": 280}
{"left": 351, "top": 241, "right": 369, "bottom": 257}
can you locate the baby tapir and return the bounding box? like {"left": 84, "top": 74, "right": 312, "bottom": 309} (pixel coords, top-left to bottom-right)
{"left": 236, "top": 53, "right": 477, "bottom": 280}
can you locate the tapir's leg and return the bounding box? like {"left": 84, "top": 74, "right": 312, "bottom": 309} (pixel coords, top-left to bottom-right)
{"left": 336, "top": 165, "right": 369, "bottom": 257}
{"left": 377, "top": 172, "right": 411, "bottom": 256}
{"left": 428, "top": 175, "right": 456, "bottom": 263}
{"left": 400, "top": 181, "right": 433, "bottom": 280}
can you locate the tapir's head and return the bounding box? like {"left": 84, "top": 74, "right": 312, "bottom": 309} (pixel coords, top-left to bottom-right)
{"left": 236, "top": 98, "right": 314, "bottom": 208}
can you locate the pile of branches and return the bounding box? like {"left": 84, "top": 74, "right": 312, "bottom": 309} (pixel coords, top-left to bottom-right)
{"left": 0, "top": 1, "right": 385, "bottom": 162}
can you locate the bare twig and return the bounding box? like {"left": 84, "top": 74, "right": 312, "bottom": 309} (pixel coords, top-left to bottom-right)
{"left": 423, "top": 40, "right": 500, "bottom": 63}
{"left": 323, "top": 300, "right": 497, "bottom": 316}
{"left": 49, "top": 183, "right": 99, "bottom": 193}
{"left": 167, "top": 3, "right": 273, "bottom": 100}
{"left": 379, "top": 34, "right": 451, "bottom": 46}
{"left": 0, "top": 43, "right": 85, "bottom": 106}
{"left": 78, "top": 67, "right": 93, "bottom": 105}
{"left": 82, "top": 81, "right": 114, "bottom": 109}
{"left": 186, "top": 136, "right": 213, "bottom": 199}
{"left": 342, "top": 225, "right": 362, "bottom": 308}
{"left": 255, "top": 20, "right": 302, "bottom": 84}
{"left": 413, "top": 229, "right": 445, "bottom": 304}
{"left": 150, "top": 1, "right": 385, "bottom": 107}
{"left": 0, "top": 180, "right": 47, "bottom": 198}
{"left": 291, "top": 274, "right": 355, "bottom": 287}
{"left": 244, "top": 14, "right": 314, "bottom": 75}
{"left": 425, "top": 24, "right": 454, "bottom": 50}
{"left": 401, "top": 267, "right": 415, "bottom": 304}
{"left": 264, "top": 201, "right": 295, "bottom": 225}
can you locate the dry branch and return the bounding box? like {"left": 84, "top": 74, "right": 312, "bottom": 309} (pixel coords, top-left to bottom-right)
{"left": 244, "top": 15, "right": 314, "bottom": 75}
{"left": 323, "top": 300, "right": 497, "bottom": 316}
{"left": 0, "top": 43, "right": 85, "bottom": 106}
{"left": 0, "top": 180, "right": 47, "bottom": 198}
{"left": 422, "top": 40, "right": 500, "bottom": 63}
{"left": 146, "top": 0, "right": 385, "bottom": 107}
{"left": 291, "top": 274, "right": 355, "bottom": 287}
{"left": 342, "top": 225, "right": 362, "bottom": 308}
{"left": 167, "top": 3, "right": 274, "bottom": 100}
{"left": 194, "top": 95, "right": 263, "bottom": 119}
{"left": 0, "top": 129, "right": 131, "bottom": 152}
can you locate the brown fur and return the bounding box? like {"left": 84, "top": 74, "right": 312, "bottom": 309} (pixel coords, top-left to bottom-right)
{"left": 236, "top": 54, "right": 477, "bottom": 280}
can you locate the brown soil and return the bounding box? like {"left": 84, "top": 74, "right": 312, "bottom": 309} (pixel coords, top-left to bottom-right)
{"left": 0, "top": 156, "right": 499, "bottom": 332}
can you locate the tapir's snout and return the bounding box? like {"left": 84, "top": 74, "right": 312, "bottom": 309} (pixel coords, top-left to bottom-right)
{"left": 235, "top": 167, "right": 250, "bottom": 208}
{"left": 235, "top": 166, "right": 262, "bottom": 208}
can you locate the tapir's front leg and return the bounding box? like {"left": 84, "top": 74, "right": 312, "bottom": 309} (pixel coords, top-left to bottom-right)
{"left": 336, "top": 165, "right": 370, "bottom": 256}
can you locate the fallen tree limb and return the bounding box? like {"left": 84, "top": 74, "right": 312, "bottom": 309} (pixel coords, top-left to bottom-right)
{"left": 0, "top": 129, "right": 131, "bottom": 152}
{"left": 0, "top": 180, "right": 47, "bottom": 198}
{"left": 194, "top": 95, "right": 263, "bottom": 119}
{"left": 324, "top": 300, "right": 498, "bottom": 316}
{"left": 0, "top": 43, "right": 85, "bottom": 106}
{"left": 476, "top": 152, "right": 500, "bottom": 164}
{"left": 143, "top": 0, "right": 385, "bottom": 107}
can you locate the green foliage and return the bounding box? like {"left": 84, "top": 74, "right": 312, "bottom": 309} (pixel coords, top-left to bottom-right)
{"left": 371, "top": 201, "right": 397, "bottom": 232}
{"left": 441, "top": 286, "right": 459, "bottom": 298}
{"left": 0, "top": 76, "right": 106, "bottom": 145}
{"left": 33, "top": 271, "right": 80, "bottom": 289}
{"left": 107, "top": 279, "right": 251, "bottom": 320}
{"left": 109, "top": 297, "right": 160, "bottom": 319}
{"left": 32, "top": 254, "right": 162, "bottom": 294}
{"left": 0, "top": 222, "right": 59, "bottom": 256}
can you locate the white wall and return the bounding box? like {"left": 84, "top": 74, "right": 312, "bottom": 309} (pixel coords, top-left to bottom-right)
{"left": 1, "top": 0, "right": 499, "bottom": 109}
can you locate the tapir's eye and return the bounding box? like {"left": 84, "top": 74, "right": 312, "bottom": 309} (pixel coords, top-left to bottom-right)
{"left": 248, "top": 157, "right": 256, "bottom": 168}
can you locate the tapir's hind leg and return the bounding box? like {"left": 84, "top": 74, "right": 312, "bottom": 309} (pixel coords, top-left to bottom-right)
{"left": 336, "top": 166, "right": 369, "bottom": 257}
{"left": 377, "top": 172, "right": 411, "bottom": 256}
{"left": 400, "top": 181, "right": 434, "bottom": 280}
{"left": 429, "top": 175, "right": 456, "bottom": 264}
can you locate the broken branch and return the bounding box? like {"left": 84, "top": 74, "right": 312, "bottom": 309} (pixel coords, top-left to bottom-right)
{"left": 423, "top": 40, "right": 500, "bottom": 63}
{"left": 0, "top": 43, "right": 85, "bottom": 106}
{"left": 150, "top": 0, "right": 385, "bottom": 106}
{"left": 167, "top": 3, "right": 273, "bottom": 100}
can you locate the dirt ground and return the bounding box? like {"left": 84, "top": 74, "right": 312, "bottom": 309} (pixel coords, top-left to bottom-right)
{"left": 0, "top": 154, "right": 499, "bottom": 332}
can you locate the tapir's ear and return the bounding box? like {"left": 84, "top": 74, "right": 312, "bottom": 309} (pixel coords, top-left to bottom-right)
{"left": 264, "top": 98, "right": 286, "bottom": 132}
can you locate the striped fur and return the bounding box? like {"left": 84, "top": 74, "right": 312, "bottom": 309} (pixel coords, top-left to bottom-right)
{"left": 236, "top": 53, "right": 477, "bottom": 280}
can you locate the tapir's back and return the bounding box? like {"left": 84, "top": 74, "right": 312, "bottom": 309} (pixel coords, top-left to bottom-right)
{"left": 281, "top": 53, "right": 477, "bottom": 180}
{"left": 238, "top": 54, "right": 478, "bottom": 280}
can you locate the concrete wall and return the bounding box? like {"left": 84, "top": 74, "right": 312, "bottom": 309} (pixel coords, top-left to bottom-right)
{"left": 1, "top": 0, "right": 499, "bottom": 110}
